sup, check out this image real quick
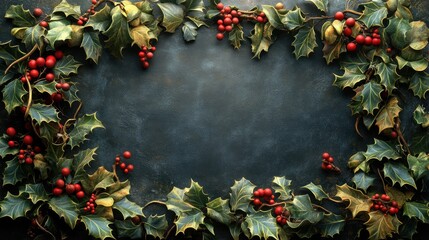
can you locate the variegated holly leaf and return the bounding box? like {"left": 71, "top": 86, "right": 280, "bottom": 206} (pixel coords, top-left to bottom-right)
{"left": 46, "top": 25, "right": 72, "bottom": 48}
{"left": 113, "top": 197, "right": 143, "bottom": 219}
{"left": 2, "top": 79, "right": 26, "bottom": 114}
{"left": 409, "top": 72, "right": 429, "bottom": 99}
{"left": 0, "top": 41, "right": 25, "bottom": 65}
{"left": 81, "top": 31, "right": 103, "bottom": 63}
{"left": 144, "top": 215, "right": 168, "bottom": 239}
{"left": 335, "top": 184, "right": 371, "bottom": 218}
{"left": 352, "top": 172, "right": 376, "bottom": 192}
{"left": 106, "top": 180, "right": 130, "bottom": 202}
{"left": 323, "top": 38, "right": 345, "bottom": 64}
{"left": 81, "top": 167, "right": 115, "bottom": 193}
{"left": 229, "top": 25, "right": 244, "bottom": 49}
{"left": 402, "top": 202, "right": 429, "bottom": 223}
{"left": 375, "top": 97, "right": 402, "bottom": 133}
{"left": 22, "top": 183, "right": 49, "bottom": 204}
{"left": 81, "top": 215, "right": 114, "bottom": 240}
{"left": 0, "top": 136, "right": 19, "bottom": 158}
{"left": 250, "top": 23, "right": 275, "bottom": 59}
{"left": 166, "top": 187, "right": 197, "bottom": 215}
{"left": 49, "top": 195, "right": 79, "bottom": 228}
{"left": 34, "top": 81, "right": 57, "bottom": 95}
{"left": 385, "top": 185, "right": 414, "bottom": 208}
{"left": 301, "top": 182, "right": 329, "bottom": 201}
{"left": 0, "top": 192, "right": 32, "bottom": 219}
{"left": 358, "top": 1, "right": 388, "bottom": 28}
{"left": 184, "top": 180, "right": 209, "bottom": 208}
{"left": 413, "top": 105, "right": 429, "bottom": 127}
{"left": 175, "top": 208, "right": 205, "bottom": 234}
{"left": 333, "top": 67, "right": 366, "bottom": 89}
{"left": 52, "top": 0, "right": 81, "bottom": 19}
{"left": 364, "top": 211, "right": 401, "bottom": 240}
{"left": 3, "top": 158, "right": 27, "bottom": 186}
{"left": 206, "top": 197, "right": 233, "bottom": 225}
{"left": 361, "top": 81, "right": 383, "bottom": 115}
{"left": 383, "top": 162, "right": 417, "bottom": 189}
{"left": 115, "top": 219, "right": 142, "bottom": 239}
{"left": 5, "top": 5, "right": 36, "bottom": 27}
{"left": 104, "top": 6, "right": 132, "bottom": 58}
{"left": 376, "top": 62, "right": 399, "bottom": 94}
{"left": 364, "top": 139, "right": 401, "bottom": 161}
{"left": 318, "top": 213, "right": 345, "bottom": 238}
{"left": 261, "top": 5, "right": 287, "bottom": 30}
{"left": 72, "top": 148, "right": 97, "bottom": 181}
{"left": 53, "top": 55, "right": 82, "bottom": 77}
{"left": 158, "top": 3, "right": 184, "bottom": 33}
{"left": 282, "top": 7, "right": 305, "bottom": 31}
{"left": 28, "top": 103, "right": 59, "bottom": 124}
{"left": 385, "top": 17, "right": 410, "bottom": 49}
{"left": 407, "top": 153, "right": 429, "bottom": 180}
{"left": 86, "top": 5, "right": 111, "bottom": 32}
{"left": 182, "top": 21, "right": 197, "bottom": 42}
{"left": 245, "top": 210, "right": 278, "bottom": 239}
{"left": 292, "top": 26, "right": 318, "bottom": 59}
{"left": 306, "top": 0, "right": 329, "bottom": 12}
{"left": 407, "top": 21, "right": 429, "bottom": 51}
{"left": 23, "top": 25, "right": 46, "bottom": 50}
{"left": 287, "top": 194, "right": 323, "bottom": 223}
{"left": 229, "top": 178, "right": 256, "bottom": 212}
{"left": 67, "top": 113, "right": 104, "bottom": 149}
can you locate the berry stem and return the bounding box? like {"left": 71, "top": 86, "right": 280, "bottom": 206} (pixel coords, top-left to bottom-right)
{"left": 257, "top": 201, "right": 287, "bottom": 210}
{"left": 377, "top": 168, "right": 386, "bottom": 192}
{"left": 24, "top": 75, "right": 33, "bottom": 119}
{"left": 394, "top": 118, "right": 410, "bottom": 154}
{"left": 354, "top": 116, "right": 364, "bottom": 138}
{"left": 322, "top": 160, "right": 341, "bottom": 173}
{"left": 34, "top": 217, "right": 56, "bottom": 240}
{"left": 5, "top": 44, "right": 38, "bottom": 74}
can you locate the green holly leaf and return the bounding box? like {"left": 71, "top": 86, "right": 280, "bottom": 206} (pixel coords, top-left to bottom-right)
{"left": 322, "top": 38, "right": 345, "bottom": 64}
{"left": 86, "top": 5, "right": 111, "bottom": 32}
{"left": 115, "top": 219, "right": 142, "bottom": 239}
{"left": 3, "top": 158, "right": 27, "bottom": 186}
{"left": 407, "top": 21, "right": 429, "bottom": 51}
{"left": 53, "top": 55, "right": 82, "bottom": 77}
{"left": 2, "top": 79, "right": 26, "bottom": 114}
{"left": 306, "top": 0, "right": 329, "bottom": 12}
{"left": 287, "top": 194, "right": 323, "bottom": 223}
{"left": 49, "top": 195, "right": 79, "bottom": 228}
{"left": 158, "top": 3, "right": 184, "bottom": 33}
{"left": 184, "top": 180, "right": 209, "bottom": 208}
{"left": 282, "top": 7, "right": 305, "bottom": 31}
{"left": 261, "top": 5, "right": 286, "bottom": 30}
{"left": 407, "top": 153, "right": 429, "bottom": 180}
{"left": 292, "top": 26, "right": 318, "bottom": 59}
{"left": 0, "top": 136, "right": 19, "bottom": 158}
{"left": 181, "top": 0, "right": 204, "bottom": 12}
{"left": 23, "top": 183, "right": 49, "bottom": 204}
{"left": 166, "top": 187, "right": 197, "bottom": 215}
{"left": 375, "top": 97, "right": 402, "bottom": 133}
{"left": 301, "top": 182, "right": 329, "bottom": 201}
{"left": 67, "top": 113, "right": 104, "bottom": 149}
{"left": 182, "top": 21, "right": 197, "bottom": 41}
{"left": 376, "top": 62, "right": 399, "bottom": 94}
{"left": 206, "top": 197, "right": 233, "bottom": 225}
{"left": 272, "top": 176, "right": 293, "bottom": 200}
{"left": 364, "top": 139, "right": 402, "bottom": 161}
{"left": 358, "top": 1, "right": 388, "bottom": 28}
{"left": 399, "top": 217, "right": 418, "bottom": 240}
{"left": 340, "top": 52, "right": 370, "bottom": 73}
{"left": 361, "top": 81, "right": 383, "bottom": 115}
{"left": 333, "top": 67, "right": 366, "bottom": 89}
{"left": 250, "top": 23, "right": 274, "bottom": 59}
{"left": 413, "top": 105, "right": 429, "bottom": 127}
{"left": 81, "top": 31, "right": 102, "bottom": 64}
{"left": 318, "top": 213, "right": 345, "bottom": 238}
{"left": 113, "top": 197, "right": 143, "bottom": 219}
{"left": 409, "top": 72, "right": 429, "bottom": 99}
{"left": 28, "top": 103, "right": 59, "bottom": 124}
{"left": 383, "top": 162, "right": 417, "bottom": 189}
{"left": 229, "top": 223, "right": 241, "bottom": 240}
{"left": 5, "top": 5, "right": 36, "bottom": 27}
{"left": 34, "top": 81, "right": 57, "bottom": 95}
{"left": 403, "top": 202, "right": 429, "bottom": 223}
{"left": 175, "top": 209, "right": 205, "bottom": 234}
{"left": 22, "top": 25, "right": 46, "bottom": 50}
{"left": 144, "top": 215, "right": 168, "bottom": 239}
{"left": 386, "top": 0, "right": 413, "bottom": 20}
{"left": 103, "top": 6, "right": 132, "bottom": 58}
{"left": 0, "top": 41, "right": 25, "bottom": 65}
{"left": 352, "top": 172, "right": 376, "bottom": 192}
{"left": 81, "top": 215, "right": 114, "bottom": 240}
{"left": 52, "top": 0, "right": 81, "bottom": 19}
{"left": 364, "top": 211, "right": 401, "bottom": 240}
{"left": 385, "top": 17, "right": 411, "bottom": 49}
{"left": 335, "top": 184, "right": 371, "bottom": 218}
{"left": 72, "top": 148, "right": 97, "bottom": 181}
{"left": 410, "top": 130, "right": 429, "bottom": 155}
{"left": 0, "top": 192, "right": 32, "bottom": 219}
{"left": 45, "top": 25, "right": 72, "bottom": 48}
{"left": 62, "top": 83, "right": 80, "bottom": 106}
{"left": 229, "top": 177, "right": 256, "bottom": 212}
{"left": 81, "top": 167, "right": 115, "bottom": 193}
{"left": 244, "top": 210, "right": 277, "bottom": 239}
{"left": 229, "top": 25, "right": 244, "bottom": 49}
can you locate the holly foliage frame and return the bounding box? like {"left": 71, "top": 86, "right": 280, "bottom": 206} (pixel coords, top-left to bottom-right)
{"left": 0, "top": 0, "right": 429, "bottom": 239}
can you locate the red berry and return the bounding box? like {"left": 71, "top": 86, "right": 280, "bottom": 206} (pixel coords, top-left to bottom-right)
{"left": 253, "top": 198, "right": 262, "bottom": 206}
{"left": 8, "top": 140, "right": 15, "bottom": 148}
{"left": 52, "top": 92, "right": 63, "bottom": 102}
{"left": 123, "top": 151, "right": 132, "bottom": 159}
{"left": 334, "top": 12, "right": 344, "bottom": 21}
{"left": 39, "top": 21, "right": 49, "bottom": 28}
{"left": 274, "top": 206, "right": 283, "bottom": 215}
{"left": 381, "top": 206, "right": 387, "bottom": 212}
{"left": 33, "top": 8, "right": 43, "bottom": 17}
{"left": 74, "top": 183, "right": 82, "bottom": 192}
{"left": 61, "top": 82, "right": 70, "bottom": 91}
{"left": 216, "top": 33, "right": 224, "bottom": 40}
{"left": 218, "top": 24, "right": 225, "bottom": 32}
{"left": 138, "top": 51, "right": 145, "bottom": 58}
{"left": 45, "top": 73, "right": 55, "bottom": 82}
{"left": 76, "top": 191, "right": 85, "bottom": 199}
{"left": 326, "top": 164, "right": 333, "bottom": 170}
{"left": 142, "top": 61, "right": 150, "bottom": 69}
{"left": 253, "top": 191, "right": 260, "bottom": 197}
{"left": 372, "top": 33, "right": 380, "bottom": 38}
{"left": 281, "top": 218, "right": 287, "bottom": 225}
{"left": 364, "top": 36, "right": 372, "bottom": 45}
{"left": 56, "top": 83, "right": 62, "bottom": 89}
{"left": 386, "top": 48, "right": 392, "bottom": 53}
{"left": 223, "top": 17, "right": 232, "bottom": 26}
{"left": 18, "top": 154, "right": 25, "bottom": 160}
{"left": 231, "top": 10, "right": 238, "bottom": 17}
{"left": 66, "top": 184, "right": 76, "bottom": 195}
{"left": 217, "top": 19, "right": 223, "bottom": 25}
{"left": 355, "top": 34, "right": 365, "bottom": 45}
{"left": 372, "top": 38, "right": 381, "bottom": 46}
{"left": 120, "top": 162, "right": 126, "bottom": 169}
{"left": 257, "top": 188, "right": 264, "bottom": 196}
{"left": 232, "top": 17, "right": 239, "bottom": 25}
{"left": 384, "top": 195, "right": 391, "bottom": 201}
{"left": 56, "top": 179, "right": 65, "bottom": 188}
{"left": 127, "top": 164, "right": 134, "bottom": 171}
{"left": 224, "top": 6, "right": 231, "bottom": 14}
{"left": 269, "top": 199, "right": 275, "bottom": 204}
{"left": 53, "top": 187, "right": 63, "bottom": 196}
{"left": 36, "top": 57, "right": 45, "bottom": 67}
{"left": 55, "top": 50, "right": 64, "bottom": 59}
{"left": 6, "top": 127, "right": 16, "bottom": 137}
{"left": 322, "top": 152, "right": 330, "bottom": 159}
{"left": 276, "top": 216, "right": 282, "bottom": 223}
{"left": 77, "top": 20, "right": 84, "bottom": 26}
{"left": 61, "top": 167, "right": 71, "bottom": 177}
{"left": 150, "top": 46, "right": 156, "bottom": 52}
{"left": 328, "top": 157, "right": 334, "bottom": 163}
{"left": 92, "top": 0, "right": 97, "bottom": 4}
{"left": 391, "top": 201, "right": 398, "bottom": 207}
{"left": 28, "top": 59, "right": 37, "bottom": 69}
{"left": 374, "top": 204, "right": 380, "bottom": 209}
{"left": 146, "top": 52, "right": 154, "bottom": 59}
{"left": 216, "top": 3, "right": 224, "bottom": 11}
{"left": 345, "top": 18, "right": 355, "bottom": 27}
{"left": 45, "top": 58, "right": 56, "bottom": 68}
{"left": 256, "top": 16, "right": 264, "bottom": 23}
{"left": 321, "top": 163, "right": 327, "bottom": 170}
{"left": 23, "top": 135, "right": 33, "bottom": 145}
{"left": 343, "top": 27, "right": 352, "bottom": 37}
{"left": 263, "top": 188, "right": 272, "bottom": 197}
{"left": 124, "top": 168, "right": 129, "bottom": 174}
{"left": 225, "top": 25, "right": 233, "bottom": 32}
{"left": 29, "top": 69, "right": 39, "bottom": 79}
{"left": 347, "top": 42, "right": 357, "bottom": 52}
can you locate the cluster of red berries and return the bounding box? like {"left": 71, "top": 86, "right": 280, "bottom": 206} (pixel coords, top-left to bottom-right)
{"left": 252, "top": 188, "right": 276, "bottom": 206}
{"left": 23, "top": 52, "right": 61, "bottom": 83}
{"left": 115, "top": 151, "right": 134, "bottom": 174}
{"left": 77, "top": 0, "right": 99, "bottom": 25}
{"left": 370, "top": 193, "right": 399, "bottom": 215}
{"left": 6, "top": 127, "right": 19, "bottom": 148}
{"left": 17, "top": 144, "right": 41, "bottom": 165}
{"left": 254, "top": 12, "right": 268, "bottom": 24}
{"left": 321, "top": 152, "right": 341, "bottom": 173}
{"left": 52, "top": 168, "right": 85, "bottom": 199}
{"left": 215, "top": 3, "right": 242, "bottom": 40}
{"left": 32, "top": 8, "right": 49, "bottom": 28}
{"left": 83, "top": 193, "right": 97, "bottom": 214}
{"left": 138, "top": 46, "right": 156, "bottom": 69}
{"left": 273, "top": 206, "right": 289, "bottom": 225}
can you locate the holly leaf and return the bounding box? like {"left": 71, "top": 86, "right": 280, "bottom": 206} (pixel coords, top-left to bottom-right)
{"left": 261, "top": 5, "right": 287, "bottom": 30}
{"left": 318, "top": 213, "right": 345, "bottom": 238}
{"left": 0, "top": 192, "right": 32, "bottom": 219}
{"left": 5, "top": 5, "right": 36, "bottom": 27}
{"left": 62, "top": 84, "right": 80, "bottom": 106}
{"left": 81, "top": 31, "right": 102, "bottom": 64}
{"left": 386, "top": 17, "right": 411, "bottom": 50}
{"left": 383, "top": 162, "right": 417, "bottom": 189}
{"left": 106, "top": 180, "right": 130, "bottom": 202}
{"left": 352, "top": 172, "right": 376, "bottom": 192}
{"left": 144, "top": 215, "right": 168, "bottom": 239}
{"left": 245, "top": 210, "right": 277, "bottom": 239}
{"left": 3, "top": 158, "right": 27, "bottom": 186}
{"left": 72, "top": 148, "right": 97, "bottom": 181}
{"left": 81, "top": 167, "right": 115, "bottom": 193}
{"left": 49, "top": 195, "right": 79, "bottom": 228}
{"left": 409, "top": 72, "right": 429, "bottom": 99}
{"left": 407, "top": 153, "right": 429, "bottom": 180}
{"left": 67, "top": 113, "right": 104, "bottom": 149}
{"left": 340, "top": 52, "right": 370, "bottom": 72}
{"left": 364, "top": 139, "right": 402, "bottom": 161}
{"left": 131, "top": 25, "right": 153, "bottom": 47}
{"left": 229, "top": 25, "right": 244, "bottom": 49}
{"left": 375, "top": 97, "right": 402, "bottom": 133}
{"left": 2, "top": 79, "right": 26, "bottom": 114}
{"left": 385, "top": 185, "right": 414, "bottom": 208}
{"left": 81, "top": 215, "right": 114, "bottom": 240}
{"left": 272, "top": 176, "right": 293, "bottom": 200}
{"left": 292, "top": 26, "right": 318, "bottom": 59}
{"left": 115, "top": 219, "right": 142, "bottom": 239}
{"left": 301, "top": 182, "right": 329, "bottom": 201}
{"left": 52, "top": 0, "right": 81, "bottom": 19}
{"left": 410, "top": 130, "right": 429, "bottom": 156}
{"left": 287, "top": 194, "right": 323, "bottom": 223}
{"left": 53, "top": 55, "right": 82, "bottom": 77}
{"left": 335, "top": 184, "right": 371, "bottom": 218}
{"left": 282, "top": 7, "right": 305, "bottom": 31}
{"left": 358, "top": 1, "right": 388, "bottom": 28}
{"left": 250, "top": 23, "right": 274, "bottom": 59}
{"left": 86, "top": 5, "right": 111, "bottom": 32}
{"left": 34, "top": 81, "right": 57, "bottom": 95}
{"left": 158, "top": 3, "right": 185, "bottom": 33}
{"left": 113, "top": 197, "right": 143, "bottom": 219}
{"left": 184, "top": 180, "right": 209, "bottom": 209}
{"left": 376, "top": 62, "right": 399, "bottom": 94}
{"left": 166, "top": 187, "right": 197, "bottom": 215}
{"left": 323, "top": 38, "right": 345, "bottom": 64}
{"left": 306, "top": 0, "right": 329, "bottom": 12}
{"left": 413, "top": 105, "right": 429, "bottom": 127}
{"left": 22, "top": 25, "right": 46, "bottom": 50}
{"left": 23, "top": 183, "right": 49, "bottom": 204}
{"left": 0, "top": 41, "right": 25, "bottom": 65}
{"left": 0, "top": 136, "right": 19, "bottom": 158}
{"left": 407, "top": 21, "right": 429, "bottom": 51}
{"left": 333, "top": 67, "right": 366, "bottom": 89}
{"left": 175, "top": 209, "right": 205, "bottom": 234}
{"left": 229, "top": 177, "right": 256, "bottom": 212}
{"left": 361, "top": 81, "right": 383, "bottom": 115}
{"left": 46, "top": 25, "right": 72, "bottom": 48}
{"left": 364, "top": 211, "right": 401, "bottom": 240}
{"left": 206, "top": 197, "right": 233, "bottom": 225}
{"left": 28, "top": 103, "right": 59, "bottom": 124}
{"left": 180, "top": 21, "right": 197, "bottom": 42}
{"left": 399, "top": 217, "right": 418, "bottom": 240}
{"left": 104, "top": 6, "right": 132, "bottom": 58}
{"left": 402, "top": 202, "right": 429, "bottom": 223}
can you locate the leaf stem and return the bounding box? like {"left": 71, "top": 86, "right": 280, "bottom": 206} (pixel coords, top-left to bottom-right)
{"left": 35, "top": 218, "right": 56, "bottom": 240}
{"left": 355, "top": 116, "right": 364, "bottom": 138}
{"left": 305, "top": 16, "right": 332, "bottom": 23}
{"left": 377, "top": 168, "right": 386, "bottom": 192}
{"left": 5, "top": 44, "right": 38, "bottom": 74}
{"left": 24, "top": 75, "right": 32, "bottom": 119}
{"left": 312, "top": 203, "right": 332, "bottom": 213}
{"left": 143, "top": 200, "right": 166, "bottom": 210}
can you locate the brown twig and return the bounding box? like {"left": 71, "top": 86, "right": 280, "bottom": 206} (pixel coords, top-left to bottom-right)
{"left": 322, "top": 160, "right": 341, "bottom": 173}
{"left": 355, "top": 116, "right": 364, "bottom": 138}
{"left": 305, "top": 15, "right": 333, "bottom": 22}
{"left": 5, "top": 44, "right": 38, "bottom": 74}
{"left": 312, "top": 203, "right": 332, "bottom": 213}
{"left": 35, "top": 218, "right": 56, "bottom": 240}
{"left": 394, "top": 118, "right": 410, "bottom": 154}
{"left": 328, "top": 196, "right": 343, "bottom": 204}
{"left": 344, "top": 9, "right": 363, "bottom": 16}
{"left": 24, "top": 75, "right": 32, "bottom": 119}
{"left": 377, "top": 168, "right": 386, "bottom": 192}
{"left": 112, "top": 164, "right": 120, "bottom": 182}
{"left": 257, "top": 201, "right": 288, "bottom": 210}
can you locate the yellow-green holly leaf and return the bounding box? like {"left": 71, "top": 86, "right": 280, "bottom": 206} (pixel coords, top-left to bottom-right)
{"left": 364, "top": 139, "right": 402, "bottom": 161}
{"left": 67, "top": 113, "right": 104, "bottom": 149}
{"left": 81, "top": 31, "right": 103, "bottom": 63}
{"left": 22, "top": 183, "right": 49, "bottom": 204}
{"left": 158, "top": 3, "right": 185, "bottom": 33}
{"left": 229, "top": 24, "right": 244, "bottom": 49}
{"left": 250, "top": 23, "right": 274, "bottom": 59}
{"left": 81, "top": 215, "right": 114, "bottom": 240}
{"left": 53, "top": 55, "right": 82, "bottom": 77}
{"left": 3, "top": 157, "right": 27, "bottom": 186}
{"left": 407, "top": 21, "right": 429, "bottom": 51}
{"left": 306, "top": 0, "right": 329, "bottom": 12}
{"left": 175, "top": 209, "right": 205, "bottom": 234}
{"left": 261, "top": 5, "right": 287, "bottom": 30}
{"left": 376, "top": 62, "right": 400, "bottom": 94}
{"left": 106, "top": 180, "right": 130, "bottom": 202}
{"left": 333, "top": 67, "right": 366, "bottom": 89}
{"left": 81, "top": 167, "right": 115, "bottom": 194}
{"left": 335, "top": 184, "right": 371, "bottom": 218}
{"left": 206, "top": 197, "right": 233, "bottom": 225}
{"left": 351, "top": 172, "right": 376, "bottom": 192}
{"left": 131, "top": 25, "right": 153, "bottom": 47}
{"left": 52, "top": 0, "right": 81, "bottom": 19}
{"left": 73, "top": 147, "right": 98, "bottom": 181}
{"left": 22, "top": 25, "right": 46, "bottom": 50}
{"left": 287, "top": 194, "right": 323, "bottom": 223}
{"left": 358, "top": 1, "right": 388, "bottom": 28}
{"left": 375, "top": 97, "right": 402, "bottom": 133}
{"left": 46, "top": 25, "right": 72, "bottom": 48}
{"left": 166, "top": 187, "right": 197, "bottom": 215}
{"left": 34, "top": 81, "right": 57, "bottom": 95}
{"left": 28, "top": 103, "right": 60, "bottom": 124}
{"left": 104, "top": 6, "right": 132, "bottom": 58}
{"left": 301, "top": 182, "right": 329, "bottom": 201}
{"left": 292, "top": 26, "right": 318, "bottom": 59}
{"left": 229, "top": 177, "right": 256, "bottom": 212}
{"left": 407, "top": 153, "right": 429, "bottom": 180}
{"left": 361, "top": 81, "right": 383, "bottom": 115}
{"left": 364, "top": 211, "right": 401, "bottom": 240}
{"left": 413, "top": 105, "right": 429, "bottom": 127}
{"left": 409, "top": 71, "right": 429, "bottom": 99}
{"left": 113, "top": 197, "right": 143, "bottom": 219}
{"left": 403, "top": 201, "right": 429, "bottom": 223}
{"left": 184, "top": 179, "right": 209, "bottom": 208}
{"left": 322, "top": 38, "right": 345, "bottom": 64}
{"left": 245, "top": 210, "right": 278, "bottom": 240}
{"left": 272, "top": 176, "right": 293, "bottom": 200}
{"left": 144, "top": 215, "right": 168, "bottom": 239}
{"left": 182, "top": 21, "right": 197, "bottom": 42}
{"left": 282, "top": 7, "right": 305, "bottom": 31}
{"left": 86, "top": 5, "right": 111, "bottom": 32}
